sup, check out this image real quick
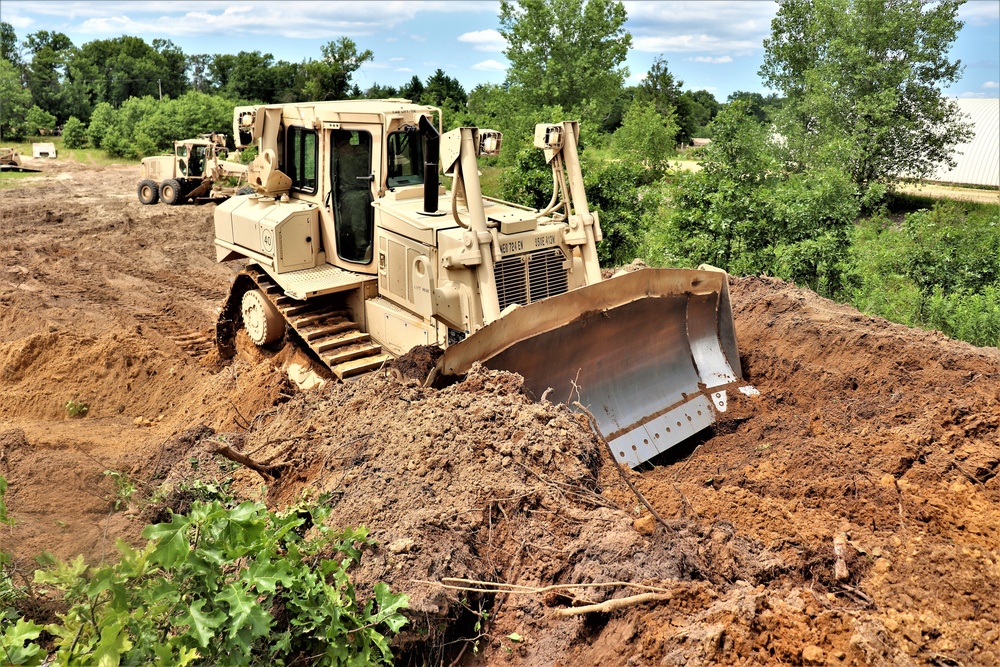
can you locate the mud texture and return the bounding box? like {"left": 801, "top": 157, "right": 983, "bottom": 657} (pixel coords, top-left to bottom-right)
{"left": 1, "top": 159, "right": 998, "bottom": 666}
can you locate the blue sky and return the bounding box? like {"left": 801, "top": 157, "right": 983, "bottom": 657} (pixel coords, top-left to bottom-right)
{"left": 2, "top": 1, "right": 998, "bottom": 101}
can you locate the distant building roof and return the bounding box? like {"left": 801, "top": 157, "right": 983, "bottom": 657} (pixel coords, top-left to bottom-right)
{"left": 927, "top": 99, "right": 999, "bottom": 187}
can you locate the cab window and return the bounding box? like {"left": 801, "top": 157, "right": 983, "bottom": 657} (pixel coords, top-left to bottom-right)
{"left": 386, "top": 128, "right": 423, "bottom": 189}
{"left": 287, "top": 127, "right": 317, "bottom": 193}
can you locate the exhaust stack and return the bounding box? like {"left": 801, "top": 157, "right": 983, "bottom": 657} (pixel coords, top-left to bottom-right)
{"left": 420, "top": 115, "right": 439, "bottom": 214}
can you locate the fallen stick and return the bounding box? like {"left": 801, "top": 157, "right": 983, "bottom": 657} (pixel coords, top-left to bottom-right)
{"left": 572, "top": 401, "right": 672, "bottom": 532}
{"left": 554, "top": 592, "right": 672, "bottom": 617}
{"left": 211, "top": 443, "right": 283, "bottom": 480}
{"left": 833, "top": 533, "right": 850, "bottom": 581}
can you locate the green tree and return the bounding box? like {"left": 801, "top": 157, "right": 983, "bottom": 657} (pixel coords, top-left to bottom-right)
{"left": 726, "top": 90, "right": 782, "bottom": 123}
{"left": 23, "top": 30, "right": 74, "bottom": 122}
{"left": 62, "top": 115, "right": 87, "bottom": 147}
{"left": 612, "top": 99, "right": 677, "bottom": 170}
{"left": 363, "top": 82, "right": 399, "bottom": 99}
{"left": 421, "top": 68, "right": 467, "bottom": 114}
{"left": 302, "top": 38, "right": 373, "bottom": 101}
{"left": 151, "top": 38, "right": 188, "bottom": 99}
{"left": 499, "top": 0, "right": 631, "bottom": 125}
{"left": 85, "top": 101, "right": 116, "bottom": 149}
{"left": 399, "top": 75, "right": 425, "bottom": 102}
{"left": 217, "top": 50, "right": 279, "bottom": 101}
{"left": 650, "top": 100, "right": 858, "bottom": 294}
{"left": 637, "top": 56, "right": 681, "bottom": 116}
{"left": 682, "top": 89, "right": 721, "bottom": 137}
{"left": 0, "top": 57, "right": 31, "bottom": 139}
{"left": 1, "top": 21, "right": 19, "bottom": 65}
{"left": 24, "top": 104, "right": 56, "bottom": 135}
{"left": 70, "top": 36, "right": 178, "bottom": 109}
{"left": 760, "top": 0, "right": 972, "bottom": 197}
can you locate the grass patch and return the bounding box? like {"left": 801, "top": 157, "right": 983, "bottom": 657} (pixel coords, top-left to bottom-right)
{"left": 0, "top": 171, "right": 41, "bottom": 189}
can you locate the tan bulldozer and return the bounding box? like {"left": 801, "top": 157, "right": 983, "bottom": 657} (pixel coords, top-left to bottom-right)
{"left": 137, "top": 134, "right": 248, "bottom": 205}
{"left": 214, "top": 100, "right": 744, "bottom": 468}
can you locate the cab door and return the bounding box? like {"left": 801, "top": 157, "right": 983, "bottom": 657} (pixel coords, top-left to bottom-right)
{"left": 329, "top": 129, "right": 376, "bottom": 266}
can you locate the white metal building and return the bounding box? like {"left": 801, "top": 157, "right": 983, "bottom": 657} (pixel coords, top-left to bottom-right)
{"left": 927, "top": 99, "right": 1000, "bottom": 187}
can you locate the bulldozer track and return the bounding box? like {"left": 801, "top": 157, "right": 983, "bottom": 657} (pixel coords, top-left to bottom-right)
{"left": 243, "top": 266, "right": 392, "bottom": 380}
{"left": 133, "top": 310, "right": 215, "bottom": 360}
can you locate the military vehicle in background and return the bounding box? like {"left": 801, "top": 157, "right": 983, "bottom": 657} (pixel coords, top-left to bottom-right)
{"left": 137, "top": 134, "right": 248, "bottom": 205}
{"left": 0, "top": 147, "right": 40, "bottom": 173}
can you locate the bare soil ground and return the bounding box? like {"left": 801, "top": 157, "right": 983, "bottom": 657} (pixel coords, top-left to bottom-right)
{"left": 1, "top": 159, "right": 998, "bottom": 666}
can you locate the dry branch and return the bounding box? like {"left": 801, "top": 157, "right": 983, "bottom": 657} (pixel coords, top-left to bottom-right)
{"left": 572, "top": 401, "right": 672, "bottom": 532}
{"left": 554, "top": 592, "right": 672, "bottom": 617}
{"left": 210, "top": 443, "right": 283, "bottom": 480}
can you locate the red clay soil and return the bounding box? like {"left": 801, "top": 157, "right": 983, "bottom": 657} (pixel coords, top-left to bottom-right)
{"left": 0, "top": 159, "right": 997, "bottom": 666}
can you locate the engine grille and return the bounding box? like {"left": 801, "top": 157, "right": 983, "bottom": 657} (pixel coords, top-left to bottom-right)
{"left": 494, "top": 247, "right": 569, "bottom": 311}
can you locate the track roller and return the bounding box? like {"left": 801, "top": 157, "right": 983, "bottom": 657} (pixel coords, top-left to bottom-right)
{"left": 241, "top": 289, "right": 285, "bottom": 345}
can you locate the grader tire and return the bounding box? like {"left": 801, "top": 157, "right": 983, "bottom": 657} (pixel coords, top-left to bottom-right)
{"left": 160, "top": 178, "right": 184, "bottom": 206}
{"left": 137, "top": 180, "right": 159, "bottom": 205}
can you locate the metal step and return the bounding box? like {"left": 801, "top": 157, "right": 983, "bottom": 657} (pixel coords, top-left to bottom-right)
{"left": 242, "top": 265, "right": 394, "bottom": 381}
{"left": 314, "top": 331, "right": 370, "bottom": 353}
{"left": 333, "top": 353, "right": 392, "bottom": 379}
{"left": 323, "top": 342, "right": 383, "bottom": 367}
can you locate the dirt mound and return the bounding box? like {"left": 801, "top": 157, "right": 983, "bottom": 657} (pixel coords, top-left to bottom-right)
{"left": 2, "top": 160, "right": 998, "bottom": 665}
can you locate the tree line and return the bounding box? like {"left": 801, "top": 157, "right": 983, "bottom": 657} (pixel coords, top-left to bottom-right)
{"left": 2, "top": 0, "right": 989, "bottom": 347}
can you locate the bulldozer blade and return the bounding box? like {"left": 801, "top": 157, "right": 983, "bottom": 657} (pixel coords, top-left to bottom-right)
{"left": 436, "top": 268, "right": 743, "bottom": 468}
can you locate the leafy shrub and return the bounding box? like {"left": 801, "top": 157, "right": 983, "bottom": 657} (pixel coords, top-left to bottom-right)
{"left": 847, "top": 201, "right": 1000, "bottom": 347}
{"left": 646, "top": 102, "right": 858, "bottom": 296}
{"left": 24, "top": 106, "right": 56, "bottom": 136}
{"left": 61, "top": 116, "right": 87, "bottom": 148}
{"left": 612, "top": 100, "right": 678, "bottom": 172}
{"left": 65, "top": 400, "right": 89, "bottom": 418}
{"left": 499, "top": 146, "right": 552, "bottom": 210}
{"left": 85, "top": 102, "right": 116, "bottom": 150}
{"left": 585, "top": 159, "right": 663, "bottom": 266}
{"left": 25, "top": 499, "right": 407, "bottom": 665}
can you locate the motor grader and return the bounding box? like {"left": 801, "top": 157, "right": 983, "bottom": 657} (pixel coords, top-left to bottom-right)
{"left": 213, "top": 100, "right": 743, "bottom": 468}
{"left": 137, "top": 133, "right": 247, "bottom": 205}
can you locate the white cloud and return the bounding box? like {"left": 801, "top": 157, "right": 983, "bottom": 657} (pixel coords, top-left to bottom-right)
{"left": 634, "top": 34, "right": 758, "bottom": 55}
{"left": 7, "top": 1, "right": 496, "bottom": 40}
{"left": 395, "top": 67, "right": 414, "bottom": 73}
{"left": 457, "top": 29, "right": 506, "bottom": 52}
{"left": 984, "top": 81, "right": 1000, "bottom": 89}
{"left": 958, "top": 91, "right": 989, "bottom": 99}
{"left": 472, "top": 59, "right": 506, "bottom": 72}
{"left": 687, "top": 56, "right": 733, "bottom": 64}
{"left": 388, "top": 57, "right": 406, "bottom": 62}
{"left": 959, "top": 1, "right": 1000, "bottom": 27}
{"left": 2, "top": 13, "right": 34, "bottom": 29}
{"left": 626, "top": 1, "right": 775, "bottom": 53}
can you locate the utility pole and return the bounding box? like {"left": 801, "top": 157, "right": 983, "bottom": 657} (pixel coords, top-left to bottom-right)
{"left": 158, "top": 79, "right": 162, "bottom": 100}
